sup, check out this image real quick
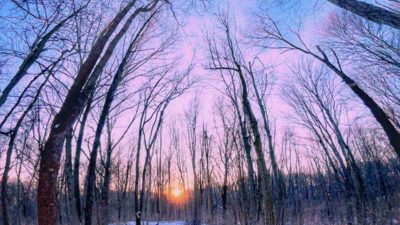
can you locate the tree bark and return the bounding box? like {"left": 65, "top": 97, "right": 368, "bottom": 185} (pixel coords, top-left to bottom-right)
{"left": 248, "top": 65, "right": 286, "bottom": 223}
{"left": 37, "top": 2, "right": 137, "bottom": 224}
{"left": 317, "top": 47, "right": 400, "bottom": 159}
{"left": 99, "top": 123, "right": 113, "bottom": 225}
{"left": 73, "top": 94, "right": 94, "bottom": 223}
{"left": 84, "top": 24, "right": 140, "bottom": 224}
{"left": 228, "top": 93, "right": 257, "bottom": 206}
{"left": 237, "top": 65, "right": 275, "bottom": 225}
{"left": 327, "top": 0, "right": 400, "bottom": 30}
{"left": 64, "top": 128, "right": 78, "bottom": 223}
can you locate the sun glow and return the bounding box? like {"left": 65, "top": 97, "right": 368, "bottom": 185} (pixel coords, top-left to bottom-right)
{"left": 171, "top": 187, "right": 183, "bottom": 198}
{"left": 166, "top": 186, "right": 188, "bottom": 205}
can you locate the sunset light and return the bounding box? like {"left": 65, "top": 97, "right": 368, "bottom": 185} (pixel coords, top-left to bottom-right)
{"left": 166, "top": 186, "right": 188, "bottom": 205}
{"left": 1, "top": 0, "right": 399, "bottom": 225}
{"left": 171, "top": 187, "right": 183, "bottom": 198}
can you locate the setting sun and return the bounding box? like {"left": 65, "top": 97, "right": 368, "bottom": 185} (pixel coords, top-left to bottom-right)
{"left": 3, "top": 0, "right": 399, "bottom": 224}
{"left": 166, "top": 186, "right": 188, "bottom": 205}
{"left": 171, "top": 187, "right": 183, "bottom": 198}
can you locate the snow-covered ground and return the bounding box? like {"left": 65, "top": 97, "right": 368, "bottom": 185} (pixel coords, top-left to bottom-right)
{"left": 110, "top": 221, "right": 188, "bottom": 225}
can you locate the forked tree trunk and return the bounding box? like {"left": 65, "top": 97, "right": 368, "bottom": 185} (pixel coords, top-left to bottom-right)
{"left": 37, "top": 2, "right": 137, "bottom": 224}
{"left": 237, "top": 65, "right": 275, "bottom": 225}
{"left": 230, "top": 98, "right": 257, "bottom": 206}
{"left": 248, "top": 66, "right": 286, "bottom": 223}
{"left": 84, "top": 22, "right": 142, "bottom": 223}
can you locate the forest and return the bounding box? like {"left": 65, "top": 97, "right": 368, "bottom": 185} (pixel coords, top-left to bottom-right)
{"left": 0, "top": 0, "right": 399, "bottom": 225}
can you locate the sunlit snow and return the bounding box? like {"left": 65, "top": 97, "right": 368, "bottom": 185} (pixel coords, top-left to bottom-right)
{"left": 110, "top": 221, "right": 189, "bottom": 225}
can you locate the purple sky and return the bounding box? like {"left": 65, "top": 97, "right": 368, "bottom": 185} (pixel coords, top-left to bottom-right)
{"left": 0, "top": 0, "right": 382, "bottom": 183}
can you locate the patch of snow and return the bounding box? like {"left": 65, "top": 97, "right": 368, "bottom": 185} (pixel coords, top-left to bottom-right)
{"left": 110, "top": 221, "right": 188, "bottom": 225}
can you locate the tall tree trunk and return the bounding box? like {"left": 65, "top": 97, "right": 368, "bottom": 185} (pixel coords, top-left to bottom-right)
{"left": 221, "top": 173, "right": 228, "bottom": 219}
{"left": 73, "top": 94, "right": 94, "bottom": 223}
{"left": 1, "top": 133, "right": 16, "bottom": 225}
{"left": 136, "top": 105, "right": 167, "bottom": 225}
{"left": 317, "top": 48, "right": 400, "bottom": 159}
{"left": 327, "top": 0, "right": 400, "bottom": 30}
{"left": 37, "top": 2, "right": 137, "bottom": 224}
{"left": 100, "top": 123, "right": 113, "bottom": 225}
{"left": 137, "top": 147, "right": 152, "bottom": 225}
{"left": 248, "top": 66, "right": 286, "bottom": 223}
{"left": 237, "top": 65, "right": 275, "bottom": 225}
{"left": 236, "top": 147, "right": 250, "bottom": 225}
{"left": 84, "top": 33, "right": 136, "bottom": 224}
{"left": 230, "top": 98, "right": 257, "bottom": 206}
{"left": 64, "top": 128, "right": 78, "bottom": 223}
{"left": 134, "top": 124, "right": 143, "bottom": 224}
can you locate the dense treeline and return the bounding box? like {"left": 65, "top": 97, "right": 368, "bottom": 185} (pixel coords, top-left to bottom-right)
{"left": 2, "top": 156, "right": 400, "bottom": 224}
{"left": 0, "top": 0, "right": 399, "bottom": 225}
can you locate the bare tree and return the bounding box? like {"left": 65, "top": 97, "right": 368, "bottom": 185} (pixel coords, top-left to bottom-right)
{"left": 214, "top": 100, "right": 236, "bottom": 221}
{"left": 283, "top": 60, "right": 367, "bottom": 224}
{"left": 0, "top": 0, "right": 90, "bottom": 108}
{"left": 185, "top": 96, "right": 202, "bottom": 225}
{"left": 1, "top": 47, "right": 71, "bottom": 225}
{"left": 323, "top": 11, "right": 400, "bottom": 127}
{"left": 250, "top": 12, "right": 400, "bottom": 159}
{"left": 2, "top": 1, "right": 400, "bottom": 225}
{"left": 83, "top": 10, "right": 160, "bottom": 225}
{"left": 205, "top": 12, "right": 275, "bottom": 225}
